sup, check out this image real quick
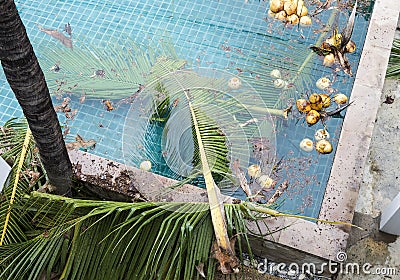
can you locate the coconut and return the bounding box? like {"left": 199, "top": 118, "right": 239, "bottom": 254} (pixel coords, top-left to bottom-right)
{"left": 257, "top": 175, "right": 275, "bottom": 189}
{"left": 287, "top": 14, "right": 299, "bottom": 25}
{"left": 299, "top": 15, "right": 312, "bottom": 26}
{"left": 274, "top": 78, "right": 288, "bottom": 88}
{"left": 334, "top": 93, "right": 348, "bottom": 104}
{"left": 296, "top": 99, "right": 311, "bottom": 113}
{"left": 267, "top": 9, "right": 276, "bottom": 18}
{"left": 345, "top": 40, "right": 356, "bottom": 53}
{"left": 299, "top": 138, "right": 314, "bottom": 152}
{"left": 247, "top": 164, "right": 262, "bottom": 178}
{"left": 315, "top": 139, "right": 333, "bottom": 154}
{"left": 284, "top": 0, "right": 297, "bottom": 16}
{"left": 320, "top": 94, "right": 331, "bottom": 108}
{"left": 305, "top": 110, "right": 320, "bottom": 125}
{"left": 316, "top": 77, "right": 331, "bottom": 90}
{"left": 270, "top": 0, "right": 284, "bottom": 13}
{"left": 228, "top": 77, "right": 242, "bottom": 89}
{"left": 310, "top": 101, "right": 323, "bottom": 111}
{"left": 314, "top": 129, "right": 330, "bottom": 141}
{"left": 270, "top": 69, "right": 282, "bottom": 79}
{"left": 140, "top": 160, "right": 152, "bottom": 171}
{"left": 323, "top": 53, "right": 335, "bottom": 66}
{"left": 275, "top": 10, "right": 287, "bottom": 20}
{"left": 309, "top": 93, "right": 322, "bottom": 104}
{"left": 296, "top": 2, "right": 308, "bottom": 17}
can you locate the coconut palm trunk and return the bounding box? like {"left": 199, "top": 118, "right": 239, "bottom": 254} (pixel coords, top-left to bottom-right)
{"left": 0, "top": 0, "right": 73, "bottom": 196}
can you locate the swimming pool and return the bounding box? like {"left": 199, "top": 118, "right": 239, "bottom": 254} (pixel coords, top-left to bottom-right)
{"left": 0, "top": 0, "right": 374, "bottom": 218}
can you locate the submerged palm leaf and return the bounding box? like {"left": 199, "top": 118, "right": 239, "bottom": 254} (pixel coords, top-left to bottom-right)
{"left": 123, "top": 67, "right": 277, "bottom": 273}
{"left": 123, "top": 68, "right": 277, "bottom": 191}
{"left": 38, "top": 40, "right": 186, "bottom": 99}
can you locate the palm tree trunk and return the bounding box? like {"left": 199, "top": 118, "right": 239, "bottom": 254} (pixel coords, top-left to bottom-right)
{"left": 0, "top": 0, "right": 73, "bottom": 196}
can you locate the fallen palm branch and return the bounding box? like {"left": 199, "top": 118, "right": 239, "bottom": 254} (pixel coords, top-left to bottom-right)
{"left": 0, "top": 128, "right": 32, "bottom": 245}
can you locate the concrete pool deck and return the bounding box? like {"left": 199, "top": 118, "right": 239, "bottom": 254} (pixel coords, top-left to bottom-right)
{"left": 65, "top": 0, "right": 400, "bottom": 278}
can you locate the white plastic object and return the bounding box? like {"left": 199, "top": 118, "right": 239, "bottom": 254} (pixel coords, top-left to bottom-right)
{"left": 0, "top": 157, "right": 11, "bottom": 192}
{"left": 380, "top": 192, "right": 400, "bottom": 235}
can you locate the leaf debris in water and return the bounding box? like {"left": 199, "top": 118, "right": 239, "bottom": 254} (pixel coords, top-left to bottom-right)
{"left": 37, "top": 24, "right": 73, "bottom": 49}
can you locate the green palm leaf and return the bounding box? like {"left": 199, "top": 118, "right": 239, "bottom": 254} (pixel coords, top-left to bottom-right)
{"left": 38, "top": 40, "right": 186, "bottom": 99}
{"left": 0, "top": 192, "right": 251, "bottom": 280}
{"left": 0, "top": 119, "right": 36, "bottom": 246}
{"left": 387, "top": 38, "right": 400, "bottom": 78}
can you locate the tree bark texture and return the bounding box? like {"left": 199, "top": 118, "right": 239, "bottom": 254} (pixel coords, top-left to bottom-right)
{"left": 0, "top": 0, "right": 73, "bottom": 196}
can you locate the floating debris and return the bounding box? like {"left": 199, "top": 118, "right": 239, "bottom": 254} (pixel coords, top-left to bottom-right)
{"left": 140, "top": 160, "right": 152, "bottom": 171}
{"left": 54, "top": 97, "right": 71, "bottom": 114}
{"left": 233, "top": 159, "right": 252, "bottom": 198}
{"left": 315, "top": 139, "right": 333, "bottom": 154}
{"left": 314, "top": 129, "right": 330, "bottom": 141}
{"left": 64, "top": 22, "right": 72, "bottom": 36}
{"left": 228, "top": 77, "right": 242, "bottom": 89}
{"left": 299, "top": 138, "right": 314, "bottom": 152}
{"left": 66, "top": 134, "right": 96, "bottom": 151}
{"left": 266, "top": 180, "right": 288, "bottom": 205}
{"left": 268, "top": 0, "right": 312, "bottom": 25}
{"left": 50, "top": 63, "right": 60, "bottom": 72}
{"left": 102, "top": 99, "right": 114, "bottom": 111}
{"left": 79, "top": 91, "right": 86, "bottom": 104}
{"left": 37, "top": 24, "right": 72, "bottom": 49}
{"left": 316, "top": 77, "right": 331, "bottom": 90}
{"left": 239, "top": 118, "right": 258, "bottom": 128}
{"left": 91, "top": 69, "right": 106, "bottom": 78}
{"left": 333, "top": 93, "right": 348, "bottom": 105}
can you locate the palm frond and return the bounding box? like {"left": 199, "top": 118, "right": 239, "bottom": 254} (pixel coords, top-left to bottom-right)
{"left": 0, "top": 119, "right": 37, "bottom": 246}
{"left": 0, "top": 118, "right": 33, "bottom": 162}
{"left": 0, "top": 192, "right": 251, "bottom": 280}
{"left": 122, "top": 66, "right": 280, "bottom": 272}
{"left": 38, "top": 40, "right": 186, "bottom": 99}
{"left": 387, "top": 38, "right": 400, "bottom": 78}
{"left": 0, "top": 127, "right": 32, "bottom": 245}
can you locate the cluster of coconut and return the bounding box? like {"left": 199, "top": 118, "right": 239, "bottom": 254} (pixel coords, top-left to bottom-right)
{"left": 296, "top": 80, "right": 349, "bottom": 154}
{"left": 247, "top": 164, "right": 275, "bottom": 190}
{"left": 321, "top": 37, "right": 357, "bottom": 67}
{"left": 296, "top": 92, "right": 348, "bottom": 126}
{"left": 268, "top": 0, "right": 312, "bottom": 26}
